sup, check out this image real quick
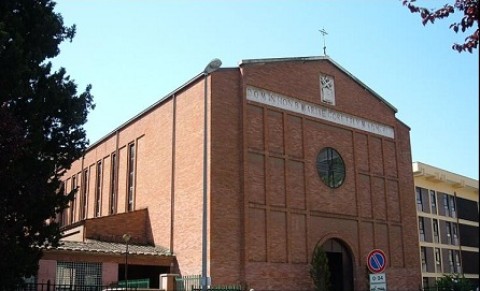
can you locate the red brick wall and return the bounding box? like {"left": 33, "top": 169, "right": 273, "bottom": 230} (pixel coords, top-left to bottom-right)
{"left": 209, "top": 70, "right": 244, "bottom": 284}
{"left": 84, "top": 209, "right": 151, "bottom": 244}
{"left": 62, "top": 78, "right": 208, "bottom": 276}
{"left": 60, "top": 58, "right": 420, "bottom": 291}
{"left": 234, "top": 59, "right": 421, "bottom": 290}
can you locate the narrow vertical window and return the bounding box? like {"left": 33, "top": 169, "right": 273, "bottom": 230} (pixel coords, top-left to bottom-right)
{"left": 448, "top": 250, "right": 455, "bottom": 272}
{"left": 58, "top": 181, "right": 66, "bottom": 227}
{"left": 454, "top": 250, "right": 461, "bottom": 273}
{"left": 443, "top": 194, "right": 450, "bottom": 216}
{"left": 435, "top": 248, "right": 442, "bottom": 272}
{"left": 446, "top": 222, "right": 453, "bottom": 244}
{"left": 419, "top": 217, "right": 425, "bottom": 241}
{"left": 110, "top": 153, "right": 117, "bottom": 215}
{"left": 422, "top": 278, "right": 429, "bottom": 290}
{"left": 430, "top": 190, "right": 437, "bottom": 214}
{"left": 449, "top": 195, "right": 456, "bottom": 218}
{"left": 452, "top": 223, "right": 458, "bottom": 245}
{"left": 70, "top": 175, "right": 77, "bottom": 224}
{"left": 95, "top": 161, "right": 102, "bottom": 217}
{"left": 420, "top": 247, "right": 427, "bottom": 272}
{"left": 127, "top": 143, "right": 135, "bottom": 212}
{"left": 416, "top": 187, "right": 424, "bottom": 211}
{"left": 81, "top": 169, "right": 88, "bottom": 220}
{"left": 433, "top": 219, "right": 440, "bottom": 243}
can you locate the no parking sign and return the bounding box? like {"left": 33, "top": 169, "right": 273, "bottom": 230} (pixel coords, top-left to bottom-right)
{"left": 367, "top": 249, "right": 387, "bottom": 273}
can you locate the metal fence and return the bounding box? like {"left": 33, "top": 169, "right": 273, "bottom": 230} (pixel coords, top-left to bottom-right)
{"left": 20, "top": 282, "right": 141, "bottom": 291}
{"left": 175, "top": 275, "right": 243, "bottom": 291}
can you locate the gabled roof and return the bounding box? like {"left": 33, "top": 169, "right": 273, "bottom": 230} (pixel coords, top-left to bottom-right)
{"left": 239, "top": 56, "right": 398, "bottom": 113}
{"left": 88, "top": 55, "right": 397, "bottom": 150}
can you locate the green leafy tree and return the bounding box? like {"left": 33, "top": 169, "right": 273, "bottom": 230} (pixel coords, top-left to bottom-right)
{"left": 0, "top": 0, "right": 94, "bottom": 288}
{"left": 436, "top": 274, "right": 474, "bottom": 291}
{"left": 402, "top": 0, "right": 479, "bottom": 52}
{"left": 310, "top": 246, "right": 331, "bottom": 291}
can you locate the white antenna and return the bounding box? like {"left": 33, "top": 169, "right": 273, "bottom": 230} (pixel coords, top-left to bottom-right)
{"left": 319, "top": 28, "right": 328, "bottom": 56}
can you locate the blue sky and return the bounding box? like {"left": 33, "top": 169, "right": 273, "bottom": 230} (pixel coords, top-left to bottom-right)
{"left": 52, "top": 1, "right": 479, "bottom": 179}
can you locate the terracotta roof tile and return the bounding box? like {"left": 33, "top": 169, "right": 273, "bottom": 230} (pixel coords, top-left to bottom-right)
{"left": 46, "top": 240, "right": 172, "bottom": 257}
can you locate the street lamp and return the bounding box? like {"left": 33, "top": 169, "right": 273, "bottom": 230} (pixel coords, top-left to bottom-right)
{"left": 201, "top": 58, "right": 222, "bottom": 291}
{"left": 123, "top": 234, "right": 131, "bottom": 289}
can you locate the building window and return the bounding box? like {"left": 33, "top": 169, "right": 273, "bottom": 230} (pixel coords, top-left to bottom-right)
{"left": 430, "top": 190, "right": 437, "bottom": 214}
{"left": 452, "top": 223, "right": 458, "bottom": 245}
{"left": 435, "top": 248, "right": 442, "bottom": 272}
{"left": 422, "top": 277, "right": 429, "bottom": 290}
{"left": 443, "top": 194, "right": 450, "bottom": 216}
{"left": 127, "top": 143, "right": 136, "bottom": 212}
{"left": 419, "top": 217, "right": 426, "bottom": 241}
{"left": 110, "top": 153, "right": 117, "bottom": 215}
{"left": 416, "top": 187, "right": 424, "bottom": 211}
{"left": 95, "top": 161, "right": 102, "bottom": 218}
{"left": 81, "top": 169, "right": 88, "bottom": 220}
{"left": 448, "top": 250, "right": 455, "bottom": 273}
{"left": 421, "top": 247, "right": 427, "bottom": 272}
{"left": 56, "top": 262, "right": 101, "bottom": 288}
{"left": 446, "top": 222, "right": 453, "bottom": 245}
{"left": 433, "top": 219, "right": 440, "bottom": 243}
{"left": 449, "top": 195, "right": 456, "bottom": 218}
{"left": 454, "top": 250, "right": 462, "bottom": 273}
{"left": 58, "top": 181, "right": 66, "bottom": 227}
{"left": 316, "top": 147, "right": 345, "bottom": 189}
{"left": 70, "top": 175, "right": 77, "bottom": 224}
{"left": 443, "top": 194, "right": 456, "bottom": 218}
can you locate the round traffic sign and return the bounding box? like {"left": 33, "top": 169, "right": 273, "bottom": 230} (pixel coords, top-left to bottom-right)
{"left": 367, "top": 249, "right": 387, "bottom": 273}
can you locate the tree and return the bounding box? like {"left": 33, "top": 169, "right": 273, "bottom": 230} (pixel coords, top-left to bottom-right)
{"left": 0, "top": 0, "right": 94, "bottom": 288}
{"left": 403, "top": 0, "right": 479, "bottom": 53}
{"left": 436, "top": 274, "right": 474, "bottom": 291}
{"left": 310, "top": 245, "right": 331, "bottom": 291}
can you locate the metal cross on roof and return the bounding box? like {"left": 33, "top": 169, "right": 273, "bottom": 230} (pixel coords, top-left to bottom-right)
{"left": 319, "top": 28, "right": 328, "bottom": 56}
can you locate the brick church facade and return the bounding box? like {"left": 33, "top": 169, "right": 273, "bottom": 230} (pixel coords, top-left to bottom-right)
{"left": 41, "top": 56, "right": 421, "bottom": 290}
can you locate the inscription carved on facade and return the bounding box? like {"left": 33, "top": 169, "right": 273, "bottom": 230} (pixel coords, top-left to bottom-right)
{"left": 246, "top": 86, "right": 395, "bottom": 139}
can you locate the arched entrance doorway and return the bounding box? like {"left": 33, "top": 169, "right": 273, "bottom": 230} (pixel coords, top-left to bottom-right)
{"left": 320, "top": 238, "right": 354, "bottom": 291}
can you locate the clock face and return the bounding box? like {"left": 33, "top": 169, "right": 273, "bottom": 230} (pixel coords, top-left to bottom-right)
{"left": 320, "top": 75, "right": 335, "bottom": 104}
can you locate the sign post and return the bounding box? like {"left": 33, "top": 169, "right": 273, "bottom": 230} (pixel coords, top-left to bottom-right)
{"left": 367, "top": 249, "right": 387, "bottom": 291}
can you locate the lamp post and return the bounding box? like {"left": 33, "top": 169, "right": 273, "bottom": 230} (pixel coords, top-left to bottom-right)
{"left": 123, "top": 234, "right": 131, "bottom": 289}
{"left": 201, "top": 58, "right": 222, "bottom": 291}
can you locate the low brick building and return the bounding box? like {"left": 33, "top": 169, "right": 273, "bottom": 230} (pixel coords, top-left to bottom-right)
{"left": 40, "top": 56, "right": 421, "bottom": 290}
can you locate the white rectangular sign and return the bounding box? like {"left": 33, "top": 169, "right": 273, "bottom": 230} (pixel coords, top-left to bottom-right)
{"left": 370, "top": 283, "right": 386, "bottom": 291}
{"left": 246, "top": 86, "right": 395, "bottom": 139}
{"left": 370, "top": 273, "right": 386, "bottom": 283}
{"left": 370, "top": 273, "right": 387, "bottom": 291}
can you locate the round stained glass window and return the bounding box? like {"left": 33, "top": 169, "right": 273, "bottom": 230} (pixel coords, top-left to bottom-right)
{"left": 316, "top": 147, "right": 345, "bottom": 188}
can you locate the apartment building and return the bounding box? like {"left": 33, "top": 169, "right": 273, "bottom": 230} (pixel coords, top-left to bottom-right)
{"left": 413, "top": 161, "right": 479, "bottom": 290}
